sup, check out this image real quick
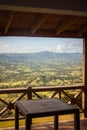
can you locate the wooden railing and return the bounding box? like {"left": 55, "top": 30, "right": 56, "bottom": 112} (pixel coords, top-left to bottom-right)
{"left": 0, "top": 85, "right": 86, "bottom": 121}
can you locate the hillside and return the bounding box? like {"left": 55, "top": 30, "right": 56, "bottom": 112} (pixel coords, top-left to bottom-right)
{"left": 0, "top": 51, "right": 82, "bottom": 64}
{"left": 0, "top": 51, "right": 82, "bottom": 88}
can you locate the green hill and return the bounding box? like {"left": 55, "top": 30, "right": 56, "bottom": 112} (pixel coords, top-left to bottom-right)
{"left": 0, "top": 51, "right": 82, "bottom": 65}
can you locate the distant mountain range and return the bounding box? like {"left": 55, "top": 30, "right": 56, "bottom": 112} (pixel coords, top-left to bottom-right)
{"left": 0, "top": 51, "right": 82, "bottom": 65}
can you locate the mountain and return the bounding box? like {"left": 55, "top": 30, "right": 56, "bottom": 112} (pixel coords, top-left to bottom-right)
{"left": 0, "top": 51, "right": 82, "bottom": 65}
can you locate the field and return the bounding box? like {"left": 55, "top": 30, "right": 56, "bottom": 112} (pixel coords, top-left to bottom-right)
{"left": 0, "top": 52, "right": 82, "bottom": 88}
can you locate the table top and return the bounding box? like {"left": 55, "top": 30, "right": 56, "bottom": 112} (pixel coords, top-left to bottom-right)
{"left": 15, "top": 98, "right": 78, "bottom": 117}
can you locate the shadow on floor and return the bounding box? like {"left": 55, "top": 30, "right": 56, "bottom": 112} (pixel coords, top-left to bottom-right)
{"left": 1, "top": 118, "right": 87, "bottom": 130}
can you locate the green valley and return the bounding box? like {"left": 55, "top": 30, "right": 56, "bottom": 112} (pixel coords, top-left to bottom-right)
{"left": 0, "top": 51, "right": 82, "bottom": 88}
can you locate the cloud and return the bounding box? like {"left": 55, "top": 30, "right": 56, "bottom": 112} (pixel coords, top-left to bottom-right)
{"left": 56, "top": 45, "right": 64, "bottom": 52}
{"left": 0, "top": 43, "right": 9, "bottom": 53}
{"left": 56, "top": 43, "right": 83, "bottom": 53}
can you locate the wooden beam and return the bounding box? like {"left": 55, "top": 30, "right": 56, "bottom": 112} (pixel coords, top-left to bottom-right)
{"left": 0, "top": 0, "right": 87, "bottom": 17}
{"left": 78, "top": 25, "right": 87, "bottom": 37}
{"left": 56, "top": 16, "right": 80, "bottom": 35}
{"left": 31, "top": 14, "right": 49, "bottom": 35}
{"left": 82, "top": 34, "right": 87, "bottom": 117}
{"left": 4, "top": 12, "right": 15, "bottom": 34}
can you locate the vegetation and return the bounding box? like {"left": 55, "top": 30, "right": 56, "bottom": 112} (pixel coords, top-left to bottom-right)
{"left": 0, "top": 51, "right": 82, "bottom": 88}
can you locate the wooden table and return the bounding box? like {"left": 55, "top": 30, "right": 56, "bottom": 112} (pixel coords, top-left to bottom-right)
{"left": 15, "top": 98, "right": 80, "bottom": 130}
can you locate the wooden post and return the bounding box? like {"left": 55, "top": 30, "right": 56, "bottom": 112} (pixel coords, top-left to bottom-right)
{"left": 27, "top": 87, "right": 32, "bottom": 100}
{"left": 27, "top": 87, "right": 32, "bottom": 124}
{"left": 83, "top": 34, "right": 87, "bottom": 117}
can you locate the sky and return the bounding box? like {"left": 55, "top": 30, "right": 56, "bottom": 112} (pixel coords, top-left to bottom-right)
{"left": 0, "top": 36, "right": 83, "bottom": 53}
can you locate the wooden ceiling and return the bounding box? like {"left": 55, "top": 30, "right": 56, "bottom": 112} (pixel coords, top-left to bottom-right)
{"left": 0, "top": 0, "right": 87, "bottom": 38}
{"left": 0, "top": 10, "right": 87, "bottom": 38}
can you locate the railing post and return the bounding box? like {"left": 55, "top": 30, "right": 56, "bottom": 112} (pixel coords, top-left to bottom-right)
{"left": 27, "top": 87, "right": 32, "bottom": 100}
{"left": 59, "top": 91, "right": 62, "bottom": 99}
{"left": 26, "top": 87, "right": 32, "bottom": 124}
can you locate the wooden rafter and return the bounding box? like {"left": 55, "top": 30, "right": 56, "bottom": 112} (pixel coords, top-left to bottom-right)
{"left": 31, "top": 13, "right": 49, "bottom": 35}
{"left": 56, "top": 16, "right": 80, "bottom": 35}
{"left": 78, "top": 25, "right": 87, "bottom": 37}
{"left": 4, "top": 12, "right": 15, "bottom": 34}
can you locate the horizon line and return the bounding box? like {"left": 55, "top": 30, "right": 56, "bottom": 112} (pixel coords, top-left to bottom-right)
{"left": 0, "top": 51, "right": 82, "bottom": 54}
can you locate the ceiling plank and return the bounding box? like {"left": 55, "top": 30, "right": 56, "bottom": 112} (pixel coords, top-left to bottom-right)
{"left": 4, "top": 12, "right": 15, "bottom": 34}
{"left": 56, "top": 16, "right": 80, "bottom": 35}
{"left": 31, "top": 13, "right": 49, "bottom": 35}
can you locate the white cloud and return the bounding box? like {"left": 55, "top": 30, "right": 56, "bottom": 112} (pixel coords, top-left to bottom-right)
{"left": 56, "top": 43, "right": 83, "bottom": 53}
{"left": 56, "top": 45, "right": 64, "bottom": 52}
{"left": 0, "top": 43, "right": 9, "bottom": 53}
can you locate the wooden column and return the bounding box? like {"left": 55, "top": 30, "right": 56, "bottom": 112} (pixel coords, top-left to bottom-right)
{"left": 83, "top": 34, "right": 87, "bottom": 117}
